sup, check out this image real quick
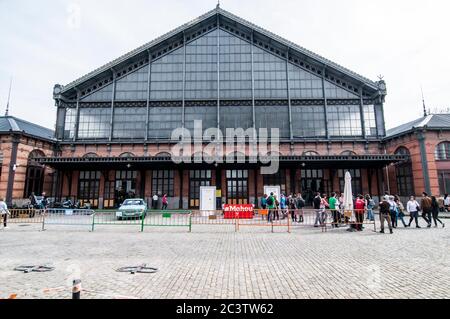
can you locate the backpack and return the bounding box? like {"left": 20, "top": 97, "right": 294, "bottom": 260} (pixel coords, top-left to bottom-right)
{"left": 267, "top": 196, "right": 274, "bottom": 206}
{"left": 298, "top": 199, "right": 305, "bottom": 208}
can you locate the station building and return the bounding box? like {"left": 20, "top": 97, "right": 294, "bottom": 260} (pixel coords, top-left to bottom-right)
{"left": 3, "top": 7, "right": 448, "bottom": 208}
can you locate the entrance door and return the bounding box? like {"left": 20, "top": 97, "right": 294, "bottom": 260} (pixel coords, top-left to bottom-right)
{"left": 226, "top": 170, "right": 249, "bottom": 204}
{"left": 200, "top": 186, "right": 216, "bottom": 211}
{"left": 301, "top": 169, "right": 327, "bottom": 206}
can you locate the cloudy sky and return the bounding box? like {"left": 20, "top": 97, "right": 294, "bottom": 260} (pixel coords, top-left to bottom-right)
{"left": 0, "top": 0, "right": 449, "bottom": 130}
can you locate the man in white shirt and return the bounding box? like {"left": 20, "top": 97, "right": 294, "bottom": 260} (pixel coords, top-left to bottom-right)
{"left": 406, "top": 196, "right": 421, "bottom": 228}
{"left": 0, "top": 198, "right": 10, "bottom": 229}
{"left": 152, "top": 193, "right": 159, "bottom": 210}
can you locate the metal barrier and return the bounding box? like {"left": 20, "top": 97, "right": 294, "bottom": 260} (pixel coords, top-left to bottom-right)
{"left": 4, "top": 208, "right": 376, "bottom": 233}
{"left": 6, "top": 209, "right": 45, "bottom": 224}
{"left": 142, "top": 211, "right": 192, "bottom": 232}
{"left": 92, "top": 210, "right": 192, "bottom": 232}
{"left": 43, "top": 209, "right": 95, "bottom": 231}
{"left": 92, "top": 210, "right": 144, "bottom": 232}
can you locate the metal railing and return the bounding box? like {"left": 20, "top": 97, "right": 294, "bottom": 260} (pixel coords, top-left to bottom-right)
{"left": 4, "top": 208, "right": 377, "bottom": 233}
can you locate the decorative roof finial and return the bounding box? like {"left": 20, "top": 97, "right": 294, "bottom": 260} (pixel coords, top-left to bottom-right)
{"left": 217, "top": 0, "right": 220, "bottom": 9}
{"left": 5, "top": 77, "right": 12, "bottom": 116}
{"left": 421, "top": 87, "right": 427, "bottom": 117}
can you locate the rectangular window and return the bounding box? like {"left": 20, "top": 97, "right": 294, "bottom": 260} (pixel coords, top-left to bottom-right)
{"left": 148, "top": 106, "right": 182, "bottom": 139}
{"left": 78, "top": 171, "right": 101, "bottom": 208}
{"left": 78, "top": 108, "right": 111, "bottom": 140}
{"left": 189, "top": 170, "right": 212, "bottom": 208}
{"left": 363, "top": 105, "right": 377, "bottom": 137}
{"left": 255, "top": 105, "right": 290, "bottom": 139}
{"left": 327, "top": 105, "right": 362, "bottom": 137}
{"left": 64, "top": 108, "right": 77, "bottom": 140}
{"left": 113, "top": 107, "right": 147, "bottom": 139}
{"left": 291, "top": 105, "right": 326, "bottom": 138}
{"left": 152, "top": 170, "right": 174, "bottom": 197}
{"left": 115, "top": 171, "right": 138, "bottom": 202}
{"left": 226, "top": 170, "right": 248, "bottom": 204}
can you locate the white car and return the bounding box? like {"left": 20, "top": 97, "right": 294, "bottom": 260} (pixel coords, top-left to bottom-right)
{"left": 116, "top": 199, "right": 147, "bottom": 220}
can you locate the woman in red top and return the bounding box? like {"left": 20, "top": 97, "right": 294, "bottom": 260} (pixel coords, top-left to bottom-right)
{"left": 162, "top": 194, "right": 168, "bottom": 210}
{"left": 354, "top": 195, "right": 366, "bottom": 231}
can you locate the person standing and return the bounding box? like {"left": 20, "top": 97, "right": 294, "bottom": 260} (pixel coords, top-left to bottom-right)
{"left": 296, "top": 193, "right": 305, "bottom": 223}
{"left": 313, "top": 193, "right": 322, "bottom": 227}
{"left": 407, "top": 196, "right": 421, "bottom": 228}
{"left": 421, "top": 192, "right": 432, "bottom": 228}
{"left": 320, "top": 194, "right": 330, "bottom": 226}
{"left": 354, "top": 195, "right": 366, "bottom": 231}
{"left": 431, "top": 196, "right": 445, "bottom": 228}
{"left": 162, "top": 194, "right": 168, "bottom": 210}
{"left": 280, "top": 194, "right": 287, "bottom": 219}
{"left": 152, "top": 193, "right": 159, "bottom": 210}
{"left": 0, "top": 198, "right": 10, "bottom": 229}
{"left": 329, "top": 192, "right": 339, "bottom": 228}
{"left": 266, "top": 192, "right": 276, "bottom": 222}
{"left": 379, "top": 196, "right": 393, "bottom": 234}
{"left": 288, "top": 195, "right": 297, "bottom": 222}
{"left": 365, "top": 194, "right": 375, "bottom": 222}
{"left": 260, "top": 194, "right": 268, "bottom": 210}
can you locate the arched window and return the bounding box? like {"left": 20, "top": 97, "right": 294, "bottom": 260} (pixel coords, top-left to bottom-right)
{"left": 340, "top": 150, "right": 357, "bottom": 156}
{"left": 119, "top": 152, "right": 135, "bottom": 158}
{"left": 435, "top": 142, "right": 450, "bottom": 160}
{"left": 395, "top": 147, "right": 414, "bottom": 196}
{"left": 155, "top": 152, "right": 171, "bottom": 158}
{"left": 83, "top": 153, "right": 98, "bottom": 158}
{"left": 303, "top": 151, "right": 319, "bottom": 156}
{"left": 24, "top": 150, "right": 46, "bottom": 198}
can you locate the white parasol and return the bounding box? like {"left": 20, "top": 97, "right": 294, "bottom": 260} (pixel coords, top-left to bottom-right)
{"left": 343, "top": 171, "right": 353, "bottom": 212}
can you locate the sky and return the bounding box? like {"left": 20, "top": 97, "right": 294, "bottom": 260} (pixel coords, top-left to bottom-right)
{"left": 0, "top": 0, "right": 449, "bottom": 131}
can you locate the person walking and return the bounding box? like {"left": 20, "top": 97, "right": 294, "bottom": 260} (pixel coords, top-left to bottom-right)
{"left": 260, "top": 194, "right": 268, "bottom": 209}
{"left": 152, "top": 193, "right": 159, "bottom": 210}
{"left": 431, "top": 196, "right": 445, "bottom": 228}
{"left": 444, "top": 194, "right": 450, "bottom": 212}
{"left": 266, "top": 192, "right": 276, "bottom": 222}
{"left": 365, "top": 194, "right": 375, "bottom": 222}
{"left": 394, "top": 196, "right": 408, "bottom": 228}
{"left": 406, "top": 196, "right": 421, "bottom": 228}
{"left": 161, "top": 194, "right": 168, "bottom": 210}
{"left": 388, "top": 196, "right": 398, "bottom": 228}
{"left": 421, "top": 192, "right": 432, "bottom": 228}
{"left": 0, "top": 198, "right": 10, "bottom": 229}
{"left": 354, "top": 195, "right": 366, "bottom": 231}
{"left": 379, "top": 196, "right": 393, "bottom": 234}
{"left": 329, "top": 192, "right": 339, "bottom": 228}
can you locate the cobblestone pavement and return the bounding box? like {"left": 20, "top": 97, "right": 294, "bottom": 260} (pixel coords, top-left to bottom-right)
{"left": 0, "top": 221, "right": 449, "bottom": 299}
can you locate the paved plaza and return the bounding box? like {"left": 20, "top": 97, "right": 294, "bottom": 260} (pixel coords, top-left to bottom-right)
{"left": 0, "top": 221, "right": 449, "bottom": 299}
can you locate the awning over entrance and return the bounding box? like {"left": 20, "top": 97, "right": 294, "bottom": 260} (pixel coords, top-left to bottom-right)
{"left": 37, "top": 154, "right": 409, "bottom": 170}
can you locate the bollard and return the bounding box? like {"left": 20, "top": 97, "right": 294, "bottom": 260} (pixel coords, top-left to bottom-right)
{"left": 72, "top": 279, "right": 81, "bottom": 299}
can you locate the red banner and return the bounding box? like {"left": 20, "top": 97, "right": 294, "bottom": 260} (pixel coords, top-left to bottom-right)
{"left": 223, "top": 204, "right": 254, "bottom": 219}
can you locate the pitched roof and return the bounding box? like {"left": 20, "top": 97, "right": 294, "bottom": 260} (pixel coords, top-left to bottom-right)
{"left": 386, "top": 114, "right": 450, "bottom": 138}
{"left": 59, "top": 6, "right": 380, "bottom": 95}
{"left": 0, "top": 116, "right": 55, "bottom": 141}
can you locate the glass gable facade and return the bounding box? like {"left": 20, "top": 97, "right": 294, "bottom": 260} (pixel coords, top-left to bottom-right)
{"left": 61, "top": 23, "right": 383, "bottom": 142}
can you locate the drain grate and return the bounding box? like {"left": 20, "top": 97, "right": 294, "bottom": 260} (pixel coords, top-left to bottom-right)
{"left": 116, "top": 264, "right": 158, "bottom": 274}
{"left": 14, "top": 265, "right": 55, "bottom": 273}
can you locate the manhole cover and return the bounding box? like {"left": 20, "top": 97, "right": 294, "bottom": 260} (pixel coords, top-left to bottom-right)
{"left": 116, "top": 264, "right": 158, "bottom": 274}
{"left": 14, "top": 265, "right": 55, "bottom": 273}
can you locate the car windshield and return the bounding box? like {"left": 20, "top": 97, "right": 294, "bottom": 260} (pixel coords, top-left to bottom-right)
{"left": 122, "top": 200, "right": 144, "bottom": 206}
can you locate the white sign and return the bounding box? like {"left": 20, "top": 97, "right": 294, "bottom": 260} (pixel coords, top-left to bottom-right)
{"left": 200, "top": 186, "right": 216, "bottom": 213}
{"left": 264, "top": 186, "right": 281, "bottom": 200}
